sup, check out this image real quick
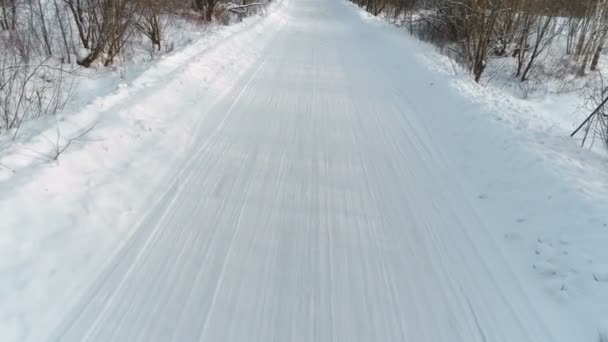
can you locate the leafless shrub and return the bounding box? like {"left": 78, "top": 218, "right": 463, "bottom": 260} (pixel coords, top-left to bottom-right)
{"left": 0, "top": 59, "right": 74, "bottom": 137}
{"left": 0, "top": 0, "right": 79, "bottom": 136}
{"left": 0, "top": 0, "right": 269, "bottom": 139}
{"left": 135, "top": 5, "right": 163, "bottom": 50}
{"left": 48, "top": 121, "right": 97, "bottom": 161}
{"left": 19, "top": 121, "right": 97, "bottom": 163}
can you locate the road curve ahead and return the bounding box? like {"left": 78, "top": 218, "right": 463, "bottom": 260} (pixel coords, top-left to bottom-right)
{"left": 52, "top": 0, "right": 555, "bottom": 341}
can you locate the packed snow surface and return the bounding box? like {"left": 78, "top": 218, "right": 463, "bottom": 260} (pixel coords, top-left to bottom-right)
{"left": 2, "top": 0, "right": 608, "bottom": 340}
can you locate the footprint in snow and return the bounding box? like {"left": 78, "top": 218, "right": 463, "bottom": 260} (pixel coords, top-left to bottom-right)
{"left": 533, "top": 261, "right": 558, "bottom": 277}
{"left": 503, "top": 232, "right": 521, "bottom": 241}
{"left": 593, "top": 269, "right": 608, "bottom": 283}
{"left": 535, "top": 242, "right": 553, "bottom": 256}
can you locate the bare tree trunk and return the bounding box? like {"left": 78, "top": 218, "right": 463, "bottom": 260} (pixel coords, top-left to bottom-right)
{"left": 574, "top": 15, "right": 591, "bottom": 59}
{"left": 591, "top": 27, "right": 608, "bottom": 71}
{"left": 54, "top": 0, "right": 72, "bottom": 63}
{"left": 1, "top": 0, "right": 17, "bottom": 30}
{"left": 64, "top": 0, "right": 91, "bottom": 49}
{"left": 205, "top": 4, "right": 213, "bottom": 21}
{"left": 591, "top": 45, "right": 603, "bottom": 71}
{"left": 36, "top": 0, "right": 53, "bottom": 57}
{"left": 579, "top": 52, "right": 591, "bottom": 76}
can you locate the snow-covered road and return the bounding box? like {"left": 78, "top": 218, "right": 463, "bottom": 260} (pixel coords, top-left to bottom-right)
{"left": 48, "top": 0, "right": 563, "bottom": 340}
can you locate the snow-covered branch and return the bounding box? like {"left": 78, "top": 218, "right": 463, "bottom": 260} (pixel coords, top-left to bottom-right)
{"left": 224, "top": 2, "right": 267, "bottom": 13}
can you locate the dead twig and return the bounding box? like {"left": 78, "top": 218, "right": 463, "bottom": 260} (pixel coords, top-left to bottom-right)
{"left": 16, "top": 122, "right": 97, "bottom": 163}
{"left": 0, "top": 161, "right": 16, "bottom": 173}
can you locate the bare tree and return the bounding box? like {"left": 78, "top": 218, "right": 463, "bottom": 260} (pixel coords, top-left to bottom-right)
{"left": 0, "top": 0, "right": 17, "bottom": 30}
{"left": 63, "top": 0, "right": 136, "bottom": 67}
{"left": 135, "top": 0, "right": 164, "bottom": 50}
{"left": 514, "top": 0, "right": 559, "bottom": 82}
{"left": 53, "top": 0, "right": 73, "bottom": 63}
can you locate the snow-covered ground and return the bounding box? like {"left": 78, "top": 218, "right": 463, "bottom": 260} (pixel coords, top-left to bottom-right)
{"left": 354, "top": 5, "right": 608, "bottom": 341}
{"left": 1, "top": 0, "right": 607, "bottom": 340}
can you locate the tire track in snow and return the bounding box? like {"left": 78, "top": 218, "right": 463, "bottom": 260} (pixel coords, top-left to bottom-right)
{"left": 51, "top": 0, "right": 558, "bottom": 340}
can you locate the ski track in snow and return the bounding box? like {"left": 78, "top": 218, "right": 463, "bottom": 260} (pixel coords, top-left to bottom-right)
{"left": 2, "top": 0, "right": 606, "bottom": 340}
{"left": 48, "top": 0, "right": 560, "bottom": 340}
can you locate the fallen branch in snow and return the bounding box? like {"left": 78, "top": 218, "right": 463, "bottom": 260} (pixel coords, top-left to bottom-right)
{"left": 52, "top": 123, "right": 98, "bottom": 161}
{"left": 2, "top": 56, "right": 75, "bottom": 139}
{"left": 224, "top": 2, "right": 266, "bottom": 14}
{"left": 570, "top": 96, "right": 608, "bottom": 140}
{"left": 17, "top": 145, "right": 57, "bottom": 163}
{"left": 0, "top": 161, "right": 16, "bottom": 173}
{"left": 572, "top": 75, "right": 608, "bottom": 150}
{"left": 18, "top": 122, "right": 98, "bottom": 163}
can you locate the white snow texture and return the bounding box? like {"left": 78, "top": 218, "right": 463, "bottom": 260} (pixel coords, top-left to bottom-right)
{"left": 1, "top": 0, "right": 608, "bottom": 341}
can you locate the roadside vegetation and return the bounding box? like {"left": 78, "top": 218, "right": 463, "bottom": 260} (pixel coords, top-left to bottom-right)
{"left": 350, "top": 0, "right": 608, "bottom": 151}
{"left": 0, "top": 0, "right": 268, "bottom": 139}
